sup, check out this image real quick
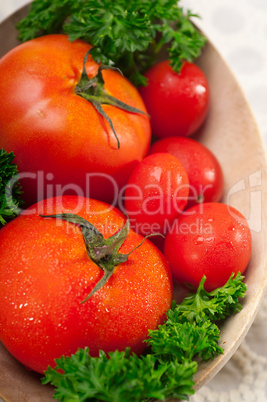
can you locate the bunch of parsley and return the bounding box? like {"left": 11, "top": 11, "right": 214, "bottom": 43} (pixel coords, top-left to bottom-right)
{"left": 0, "top": 149, "right": 23, "bottom": 226}
{"left": 43, "top": 273, "right": 246, "bottom": 401}
{"left": 17, "top": 0, "right": 207, "bottom": 86}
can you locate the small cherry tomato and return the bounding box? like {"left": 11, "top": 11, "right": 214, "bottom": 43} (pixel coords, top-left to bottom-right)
{"left": 0, "top": 196, "right": 173, "bottom": 373}
{"left": 124, "top": 153, "right": 189, "bottom": 236}
{"left": 149, "top": 137, "right": 224, "bottom": 208}
{"left": 139, "top": 60, "right": 209, "bottom": 138}
{"left": 164, "top": 202, "right": 252, "bottom": 291}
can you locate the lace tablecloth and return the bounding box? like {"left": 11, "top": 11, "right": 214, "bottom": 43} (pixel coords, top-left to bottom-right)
{"left": 1, "top": 1, "right": 267, "bottom": 401}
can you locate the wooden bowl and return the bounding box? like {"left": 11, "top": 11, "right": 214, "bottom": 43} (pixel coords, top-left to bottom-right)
{"left": 1, "top": 4, "right": 267, "bottom": 401}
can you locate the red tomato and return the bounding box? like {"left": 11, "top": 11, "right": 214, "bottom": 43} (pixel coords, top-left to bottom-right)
{"left": 149, "top": 137, "right": 224, "bottom": 208}
{"left": 0, "top": 34, "right": 151, "bottom": 207}
{"left": 164, "top": 202, "right": 251, "bottom": 291}
{"left": 139, "top": 60, "right": 209, "bottom": 138}
{"left": 0, "top": 196, "right": 173, "bottom": 373}
{"left": 124, "top": 153, "right": 189, "bottom": 236}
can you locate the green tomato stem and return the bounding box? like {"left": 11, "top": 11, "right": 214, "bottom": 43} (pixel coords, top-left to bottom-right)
{"left": 74, "top": 51, "right": 149, "bottom": 149}
{"left": 40, "top": 214, "right": 133, "bottom": 302}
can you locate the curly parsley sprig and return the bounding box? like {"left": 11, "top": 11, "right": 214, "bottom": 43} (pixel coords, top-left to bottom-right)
{"left": 43, "top": 349, "right": 197, "bottom": 402}
{"left": 16, "top": 0, "right": 207, "bottom": 86}
{"left": 43, "top": 274, "right": 246, "bottom": 401}
{"left": 0, "top": 149, "right": 23, "bottom": 226}
{"left": 178, "top": 272, "right": 247, "bottom": 323}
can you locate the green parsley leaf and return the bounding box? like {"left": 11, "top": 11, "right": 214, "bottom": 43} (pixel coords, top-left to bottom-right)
{"left": 160, "top": 9, "right": 207, "bottom": 72}
{"left": 178, "top": 273, "right": 247, "bottom": 323}
{"left": 16, "top": 0, "right": 83, "bottom": 42}
{"left": 16, "top": 0, "right": 207, "bottom": 86}
{"left": 42, "top": 348, "right": 196, "bottom": 401}
{"left": 147, "top": 317, "right": 223, "bottom": 364}
{"left": 0, "top": 149, "right": 23, "bottom": 226}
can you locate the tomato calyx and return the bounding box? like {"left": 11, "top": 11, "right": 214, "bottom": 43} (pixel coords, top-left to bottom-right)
{"left": 40, "top": 213, "right": 148, "bottom": 303}
{"left": 75, "top": 51, "right": 149, "bottom": 149}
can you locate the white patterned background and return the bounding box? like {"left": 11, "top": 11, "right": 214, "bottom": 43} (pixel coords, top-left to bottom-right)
{"left": 0, "top": 1, "right": 267, "bottom": 401}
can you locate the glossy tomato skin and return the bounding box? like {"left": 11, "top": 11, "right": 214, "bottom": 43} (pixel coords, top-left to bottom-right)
{"left": 124, "top": 153, "right": 189, "bottom": 236}
{"left": 0, "top": 196, "right": 173, "bottom": 374}
{"left": 0, "top": 35, "right": 151, "bottom": 206}
{"left": 164, "top": 202, "right": 251, "bottom": 291}
{"left": 149, "top": 137, "right": 224, "bottom": 208}
{"left": 139, "top": 60, "right": 209, "bottom": 138}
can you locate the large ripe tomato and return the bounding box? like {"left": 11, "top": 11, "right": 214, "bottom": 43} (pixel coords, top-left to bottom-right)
{"left": 0, "top": 195, "right": 173, "bottom": 374}
{"left": 0, "top": 34, "right": 151, "bottom": 206}
{"left": 124, "top": 153, "right": 189, "bottom": 236}
{"left": 139, "top": 60, "right": 209, "bottom": 138}
{"left": 164, "top": 202, "right": 252, "bottom": 291}
{"left": 149, "top": 137, "right": 224, "bottom": 208}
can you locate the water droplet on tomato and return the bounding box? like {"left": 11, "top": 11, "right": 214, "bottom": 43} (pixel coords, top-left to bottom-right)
{"left": 224, "top": 241, "right": 234, "bottom": 250}
{"left": 194, "top": 236, "right": 204, "bottom": 245}
{"left": 65, "top": 285, "right": 72, "bottom": 295}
